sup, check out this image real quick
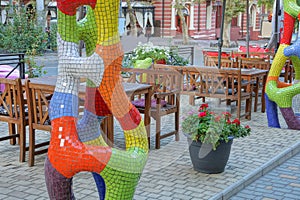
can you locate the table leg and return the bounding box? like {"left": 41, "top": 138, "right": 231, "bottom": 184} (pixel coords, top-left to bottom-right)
{"left": 101, "top": 115, "right": 114, "bottom": 147}
{"left": 261, "top": 74, "right": 267, "bottom": 113}
{"left": 107, "top": 115, "right": 114, "bottom": 146}
{"left": 144, "top": 89, "right": 151, "bottom": 148}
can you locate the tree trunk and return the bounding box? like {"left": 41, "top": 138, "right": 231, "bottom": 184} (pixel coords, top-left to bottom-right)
{"left": 177, "top": 10, "right": 189, "bottom": 44}
{"left": 223, "top": 18, "right": 232, "bottom": 47}
{"left": 126, "top": 0, "right": 137, "bottom": 37}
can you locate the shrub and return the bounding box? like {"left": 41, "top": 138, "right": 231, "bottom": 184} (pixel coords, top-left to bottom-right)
{"left": 0, "top": 6, "right": 48, "bottom": 55}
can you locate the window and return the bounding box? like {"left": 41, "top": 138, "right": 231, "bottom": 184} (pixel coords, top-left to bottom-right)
{"left": 249, "top": 5, "right": 257, "bottom": 28}
{"left": 206, "top": 1, "right": 212, "bottom": 29}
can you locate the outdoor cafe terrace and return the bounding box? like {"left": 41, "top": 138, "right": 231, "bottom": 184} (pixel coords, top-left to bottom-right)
{"left": 0, "top": 38, "right": 299, "bottom": 200}
{"left": 0, "top": 94, "right": 299, "bottom": 199}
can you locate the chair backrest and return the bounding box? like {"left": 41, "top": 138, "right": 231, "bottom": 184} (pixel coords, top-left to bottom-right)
{"left": 121, "top": 68, "right": 182, "bottom": 103}
{"left": 238, "top": 57, "right": 270, "bottom": 70}
{"left": 25, "top": 80, "right": 54, "bottom": 132}
{"left": 204, "top": 56, "right": 234, "bottom": 68}
{"left": 184, "top": 67, "right": 242, "bottom": 100}
{"left": 0, "top": 78, "right": 25, "bottom": 124}
{"left": 232, "top": 51, "right": 274, "bottom": 60}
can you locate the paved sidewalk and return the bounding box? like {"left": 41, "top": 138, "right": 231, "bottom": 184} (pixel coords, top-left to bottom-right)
{"left": 230, "top": 152, "right": 300, "bottom": 200}
{"left": 0, "top": 95, "right": 300, "bottom": 200}
{"left": 1, "top": 37, "right": 298, "bottom": 199}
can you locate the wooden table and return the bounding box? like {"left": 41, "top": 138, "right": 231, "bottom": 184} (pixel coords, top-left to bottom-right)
{"left": 22, "top": 76, "right": 152, "bottom": 146}
{"left": 240, "top": 68, "right": 269, "bottom": 112}
{"left": 154, "top": 64, "right": 269, "bottom": 112}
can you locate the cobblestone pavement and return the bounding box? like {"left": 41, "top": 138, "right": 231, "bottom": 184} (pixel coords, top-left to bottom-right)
{"left": 229, "top": 153, "right": 300, "bottom": 200}
{"left": 1, "top": 38, "right": 299, "bottom": 199}
{"left": 0, "top": 95, "right": 300, "bottom": 200}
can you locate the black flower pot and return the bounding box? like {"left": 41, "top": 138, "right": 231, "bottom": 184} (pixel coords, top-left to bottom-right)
{"left": 187, "top": 137, "right": 233, "bottom": 174}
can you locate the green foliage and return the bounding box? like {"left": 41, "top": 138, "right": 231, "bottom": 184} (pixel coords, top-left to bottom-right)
{"left": 25, "top": 57, "right": 47, "bottom": 78}
{"left": 182, "top": 104, "right": 251, "bottom": 150}
{"left": 122, "top": 42, "right": 189, "bottom": 68}
{"left": 225, "top": 0, "right": 246, "bottom": 20}
{"left": 167, "top": 51, "right": 189, "bottom": 66}
{"left": 257, "top": 0, "right": 274, "bottom": 10}
{"left": 0, "top": 6, "right": 48, "bottom": 55}
{"left": 48, "top": 22, "right": 57, "bottom": 51}
{"left": 133, "top": 42, "right": 170, "bottom": 62}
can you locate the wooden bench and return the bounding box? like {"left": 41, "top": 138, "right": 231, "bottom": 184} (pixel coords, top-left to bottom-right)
{"left": 0, "top": 53, "right": 26, "bottom": 79}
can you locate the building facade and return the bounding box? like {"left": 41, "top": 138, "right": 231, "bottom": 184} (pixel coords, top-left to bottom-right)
{"left": 1, "top": 0, "right": 270, "bottom": 41}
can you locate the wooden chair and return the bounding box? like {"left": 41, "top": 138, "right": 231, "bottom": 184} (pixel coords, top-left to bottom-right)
{"left": 184, "top": 67, "right": 252, "bottom": 119}
{"left": 238, "top": 57, "right": 270, "bottom": 70}
{"left": 121, "top": 67, "right": 182, "bottom": 149}
{"left": 204, "top": 55, "right": 234, "bottom": 68}
{"left": 153, "top": 64, "right": 205, "bottom": 106}
{"left": 280, "top": 59, "right": 294, "bottom": 83}
{"left": 25, "top": 79, "right": 53, "bottom": 166}
{"left": 231, "top": 51, "right": 274, "bottom": 60}
{"left": 238, "top": 57, "right": 269, "bottom": 112}
{"left": 0, "top": 78, "right": 26, "bottom": 162}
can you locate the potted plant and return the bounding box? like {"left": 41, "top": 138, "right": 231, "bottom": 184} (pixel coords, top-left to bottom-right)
{"left": 122, "top": 42, "right": 190, "bottom": 68}
{"left": 132, "top": 42, "right": 170, "bottom": 65}
{"left": 182, "top": 103, "right": 251, "bottom": 174}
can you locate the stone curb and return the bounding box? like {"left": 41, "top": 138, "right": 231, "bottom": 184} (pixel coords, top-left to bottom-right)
{"left": 210, "top": 140, "right": 300, "bottom": 200}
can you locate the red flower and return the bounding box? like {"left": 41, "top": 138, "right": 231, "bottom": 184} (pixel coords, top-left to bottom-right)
{"left": 222, "top": 112, "right": 232, "bottom": 120}
{"left": 198, "top": 112, "right": 207, "bottom": 118}
{"left": 199, "top": 103, "right": 209, "bottom": 111}
{"left": 232, "top": 118, "right": 240, "bottom": 125}
{"left": 245, "top": 125, "right": 250, "bottom": 129}
{"left": 215, "top": 116, "right": 221, "bottom": 122}
{"left": 226, "top": 119, "right": 231, "bottom": 124}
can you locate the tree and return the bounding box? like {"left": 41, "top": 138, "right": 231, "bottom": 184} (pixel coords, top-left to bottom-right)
{"left": 222, "top": 0, "right": 246, "bottom": 47}
{"left": 173, "top": 0, "right": 189, "bottom": 44}
{"left": 126, "top": 0, "right": 138, "bottom": 36}
{"left": 257, "top": 0, "right": 274, "bottom": 10}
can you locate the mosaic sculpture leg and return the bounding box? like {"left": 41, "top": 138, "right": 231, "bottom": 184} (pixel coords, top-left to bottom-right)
{"left": 265, "top": 1, "right": 300, "bottom": 130}
{"left": 45, "top": 0, "right": 149, "bottom": 199}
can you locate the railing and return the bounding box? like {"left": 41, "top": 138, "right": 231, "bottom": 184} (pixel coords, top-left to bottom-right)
{"left": 0, "top": 53, "right": 26, "bottom": 79}
{"left": 170, "top": 46, "right": 194, "bottom": 65}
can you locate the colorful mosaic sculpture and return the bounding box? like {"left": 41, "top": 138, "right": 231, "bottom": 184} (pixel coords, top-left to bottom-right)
{"left": 44, "top": 1, "right": 148, "bottom": 199}
{"left": 265, "top": 0, "right": 300, "bottom": 129}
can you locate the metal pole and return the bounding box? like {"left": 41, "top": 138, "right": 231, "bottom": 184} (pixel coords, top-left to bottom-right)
{"left": 197, "top": 4, "right": 200, "bottom": 32}
{"left": 274, "top": 0, "right": 279, "bottom": 53}
{"left": 218, "top": 0, "right": 226, "bottom": 69}
{"left": 246, "top": 0, "right": 250, "bottom": 58}
{"left": 162, "top": 0, "right": 165, "bottom": 37}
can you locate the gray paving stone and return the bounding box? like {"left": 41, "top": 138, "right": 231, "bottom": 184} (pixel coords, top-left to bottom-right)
{"left": 23, "top": 195, "right": 40, "bottom": 200}
{"left": 158, "top": 196, "right": 173, "bottom": 200}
